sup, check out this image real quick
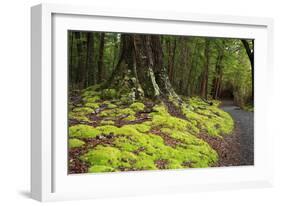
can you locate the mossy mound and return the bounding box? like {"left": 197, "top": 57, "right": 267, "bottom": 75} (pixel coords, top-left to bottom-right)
{"left": 69, "top": 138, "right": 85, "bottom": 148}
{"left": 80, "top": 125, "right": 218, "bottom": 172}
{"left": 181, "top": 97, "right": 234, "bottom": 138}
{"left": 68, "top": 86, "right": 235, "bottom": 173}
{"left": 130, "top": 102, "right": 145, "bottom": 112}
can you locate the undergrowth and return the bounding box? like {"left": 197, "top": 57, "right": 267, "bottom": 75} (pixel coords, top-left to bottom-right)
{"left": 68, "top": 85, "right": 234, "bottom": 173}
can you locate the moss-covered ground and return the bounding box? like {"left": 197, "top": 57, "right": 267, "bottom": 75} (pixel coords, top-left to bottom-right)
{"left": 68, "top": 86, "right": 234, "bottom": 173}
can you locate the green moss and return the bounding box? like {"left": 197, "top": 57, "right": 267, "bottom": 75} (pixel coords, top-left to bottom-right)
{"left": 68, "top": 112, "right": 91, "bottom": 122}
{"left": 84, "top": 102, "right": 100, "bottom": 110}
{"left": 106, "top": 103, "right": 117, "bottom": 109}
{"left": 120, "top": 108, "right": 135, "bottom": 116}
{"left": 150, "top": 104, "right": 199, "bottom": 134}
{"left": 69, "top": 93, "right": 234, "bottom": 173}
{"left": 181, "top": 98, "right": 234, "bottom": 138}
{"left": 80, "top": 122, "right": 218, "bottom": 172}
{"left": 69, "top": 107, "right": 94, "bottom": 122}
{"left": 134, "top": 153, "right": 157, "bottom": 170}
{"left": 130, "top": 102, "right": 145, "bottom": 112}
{"left": 130, "top": 123, "right": 151, "bottom": 133}
{"left": 98, "top": 108, "right": 135, "bottom": 119}
{"left": 100, "top": 120, "right": 115, "bottom": 125}
{"left": 72, "top": 107, "right": 94, "bottom": 115}
{"left": 69, "top": 138, "right": 85, "bottom": 148}
{"left": 101, "top": 89, "right": 117, "bottom": 99}
{"left": 88, "top": 165, "right": 115, "bottom": 173}
{"left": 123, "top": 115, "right": 136, "bottom": 121}
{"left": 69, "top": 124, "right": 100, "bottom": 138}
{"left": 81, "top": 90, "right": 100, "bottom": 98}
{"left": 83, "top": 96, "right": 101, "bottom": 103}
{"left": 81, "top": 146, "right": 121, "bottom": 167}
{"left": 120, "top": 93, "right": 136, "bottom": 104}
{"left": 95, "top": 125, "right": 118, "bottom": 135}
{"left": 82, "top": 84, "right": 101, "bottom": 93}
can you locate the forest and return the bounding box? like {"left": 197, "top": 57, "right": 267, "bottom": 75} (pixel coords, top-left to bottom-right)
{"left": 68, "top": 31, "right": 254, "bottom": 174}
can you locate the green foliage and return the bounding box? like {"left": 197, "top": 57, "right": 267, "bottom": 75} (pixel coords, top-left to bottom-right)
{"left": 81, "top": 124, "right": 218, "bottom": 171}
{"left": 82, "top": 84, "right": 101, "bottom": 93}
{"left": 72, "top": 107, "right": 94, "bottom": 115}
{"left": 130, "top": 123, "right": 151, "bottom": 133}
{"left": 123, "top": 115, "right": 136, "bottom": 121}
{"left": 69, "top": 124, "right": 100, "bottom": 138}
{"left": 69, "top": 138, "right": 85, "bottom": 148}
{"left": 83, "top": 96, "right": 100, "bottom": 103}
{"left": 101, "top": 89, "right": 117, "bottom": 99}
{"left": 100, "top": 120, "right": 115, "bottom": 125}
{"left": 181, "top": 97, "right": 234, "bottom": 138}
{"left": 84, "top": 102, "right": 100, "bottom": 110}
{"left": 68, "top": 111, "right": 91, "bottom": 122}
{"left": 69, "top": 84, "right": 234, "bottom": 173}
{"left": 130, "top": 102, "right": 145, "bottom": 112}
{"left": 98, "top": 107, "right": 135, "bottom": 118}
{"left": 68, "top": 106, "right": 94, "bottom": 122}
{"left": 76, "top": 102, "right": 220, "bottom": 172}
{"left": 106, "top": 103, "right": 117, "bottom": 109}
{"left": 88, "top": 165, "right": 115, "bottom": 173}
{"left": 150, "top": 104, "right": 199, "bottom": 134}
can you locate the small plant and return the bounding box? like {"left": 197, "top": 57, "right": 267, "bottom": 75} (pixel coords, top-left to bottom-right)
{"left": 69, "top": 138, "right": 85, "bottom": 148}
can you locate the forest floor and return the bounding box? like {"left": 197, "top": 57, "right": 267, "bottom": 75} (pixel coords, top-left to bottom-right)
{"left": 220, "top": 100, "right": 254, "bottom": 165}
{"left": 67, "top": 86, "right": 253, "bottom": 174}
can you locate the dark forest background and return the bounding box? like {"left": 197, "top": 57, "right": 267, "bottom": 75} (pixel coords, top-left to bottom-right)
{"left": 68, "top": 31, "right": 254, "bottom": 107}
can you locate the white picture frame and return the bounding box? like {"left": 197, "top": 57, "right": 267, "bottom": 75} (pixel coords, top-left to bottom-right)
{"left": 31, "top": 3, "right": 274, "bottom": 202}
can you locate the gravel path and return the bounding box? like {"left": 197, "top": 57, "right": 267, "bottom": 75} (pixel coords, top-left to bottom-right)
{"left": 220, "top": 101, "right": 254, "bottom": 165}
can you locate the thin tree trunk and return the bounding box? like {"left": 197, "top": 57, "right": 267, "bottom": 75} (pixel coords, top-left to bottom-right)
{"left": 167, "top": 38, "right": 177, "bottom": 83}
{"left": 97, "top": 33, "right": 105, "bottom": 83}
{"left": 69, "top": 32, "right": 74, "bottom": 88}
{"left": 177, "top": 37, "right": 189, "bottom": 94}
{"left": 241, "top": 39, "right": 254, "bottom": 101}
{"left": 74, "top": 32, "right": 86, "bottom": 89}
{"left": 85, "top": 33, "right": 94, "bottom": 87}
{"left": 212, "top": 44, "right": 224, "bottom": 99}
{"left": 200, "top": 39, "right": 210, "bottom": 99}
{"left": 111, "top": 34, "right": 118, "bottom": 72}
{"left": 187, "top": 40, "right": 199, "bottom": 96}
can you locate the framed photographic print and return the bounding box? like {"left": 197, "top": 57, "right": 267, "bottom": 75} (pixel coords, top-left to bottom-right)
{"left": 31, "top": 3, "right": 274, "bottom": 201}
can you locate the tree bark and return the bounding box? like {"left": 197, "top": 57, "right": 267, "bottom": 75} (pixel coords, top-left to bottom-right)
{"left": 187, "top": 40, "right": 199, "bottom": 96}
{"left": 212, "top": 43, "right": 224, "bottom": 99}
{"left": 166, "top": 38, "right": 177, "bottom": 83}
{"left": 74, "top": 32, "right": 86, "bottom": 89}
{"left": 177, "top": 37, "right": 189, "bottom": 94}
{"left": 97, "top": 33, "right": 105, "bottom": 83}
{"left": 69, "top": 32, "right": 74, "bottom": 88}
{"left": 200, "top": 38, "right": 210, "bottom": 99}
{"left": 107, "top": 34, "right": 179, "bottom": 101}
{"left": 85, "top": 33, "right": 94, "bottom": 87}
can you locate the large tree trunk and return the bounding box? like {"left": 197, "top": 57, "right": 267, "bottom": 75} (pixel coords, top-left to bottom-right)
{"left": 106, "top": 34, "right": 179, "bottom": 102}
